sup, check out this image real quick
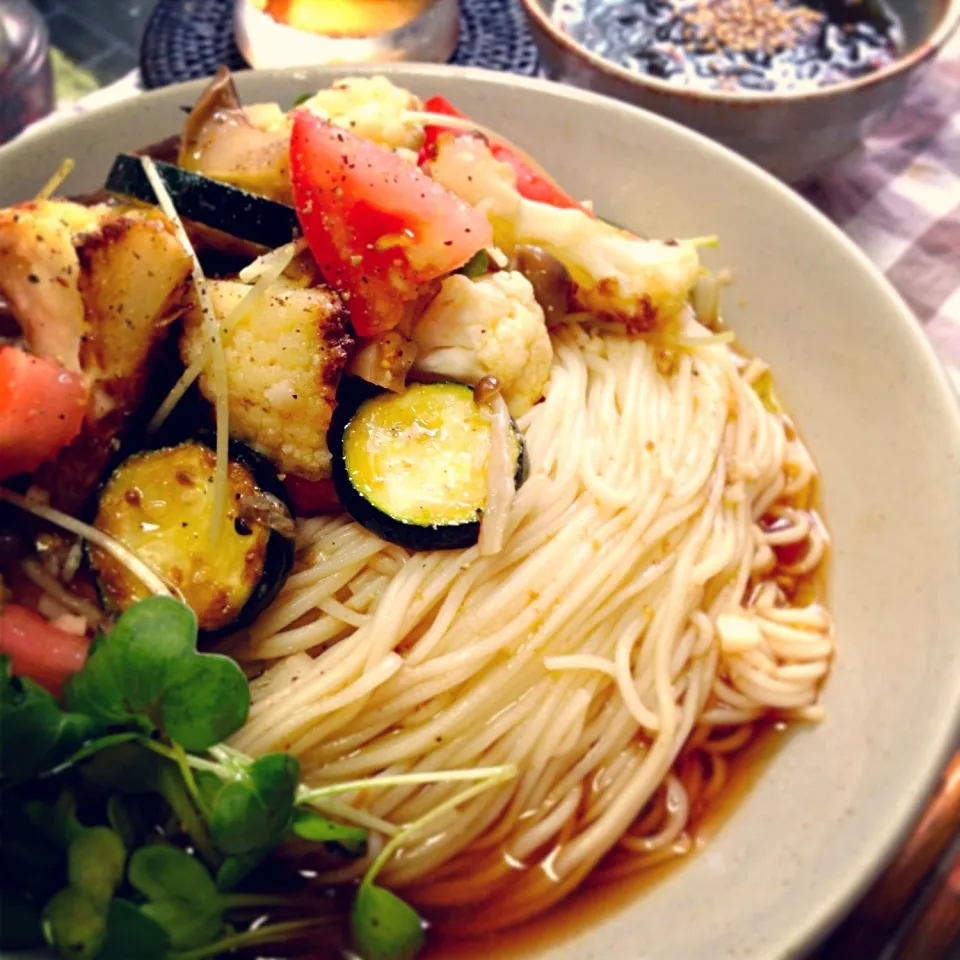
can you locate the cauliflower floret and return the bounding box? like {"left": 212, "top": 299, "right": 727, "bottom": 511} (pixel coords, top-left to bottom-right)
{"left": 300, "top": 76, "right": 424, "bottom": 151}
{"left": 0, "top": 200, "right": 112, "bottom": 372}
{"left": 245, "top": 101, "right": 289, "bottom": 133}
{"left": 428, "top": 136, "right": 700, "bottom": 330}
{"left": 181, "top": 278, "right": 352, "bottom": 480}
{"left": 411, "top": 271, "right": 552, "bottom": 417}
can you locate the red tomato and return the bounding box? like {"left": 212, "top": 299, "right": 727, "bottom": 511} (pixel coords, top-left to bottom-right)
{"left": 284, "top": 475, "right": 341, "bottom": 516}
{"left": 419, "top": 96, "right": 593, "bottom": 215}
{"left": 0, "top": 604, "right": 89, "bottom": 696}
{"left": 289, "top": 111, "right": 493, "bottom": 337}
{"left": 0, "top": 346, "right": 86, "bottom": 480}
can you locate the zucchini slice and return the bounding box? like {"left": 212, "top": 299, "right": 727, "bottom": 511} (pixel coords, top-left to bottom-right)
{"left": 89, "top": 441, "right": 294, "bottom": 632}
{"left": 104, "top": 154, "right": 299, "bottom": 249}
{"left": 329, "top": 382, "right": 528, "bottom": 551}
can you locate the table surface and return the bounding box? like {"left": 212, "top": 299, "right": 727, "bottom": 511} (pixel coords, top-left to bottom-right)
{"left": 22, "top": 1, "right": 960, "bottom": 957}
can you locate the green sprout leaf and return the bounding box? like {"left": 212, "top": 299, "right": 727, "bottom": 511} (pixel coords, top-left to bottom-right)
{"left": 159, "top": 653, "right": 249, "bottom": 752}
{"left": 42, "top": 887, "right": 107, "bottom": 960}
{"left": 292, "top": 809, "right": 368, "bottom": 857}
{"left": 351, "top": 884, "right": 425, "bottom": 960}
{"left": 128, "top": 843, "right": 218, "bottom": 903}
{"left": 98, "top": 899, "right": 170, "bottom": 960}
{"left": 205, "top": 752, "right": 300, "bottom": 856}
{"left": 24, "top": 788, "right": 85, "bottom": 849}
{"left": 214, "top": 852, "right": 265, "bottom": 892}
{"left": 0, "top": 656, "right": 100, "bottom": 781}
{"left": 80, "top": 742, "right": 162, "bottom": 794}
{"left": 60, "top": 635, "right": 138, "bottom": 729}
{"left": 62, "top": 731, "right": 142, "bottom": 767}
{"left": 67, "top": 827, "right": 126, "bottom": 910}
{"left": 63, "top": 597, "right": 250, "bottom": 751}
{"left": 128, "top": 844, "right": 223, "bottom": 950}
{"left": 107, "top": 596, "right": 197, "bottom": 710}
{"left": 106, "top": 795, "right": 144, "bottom": 851}
{"left": 292, "top": 92, "right": 312, "bottom": 107}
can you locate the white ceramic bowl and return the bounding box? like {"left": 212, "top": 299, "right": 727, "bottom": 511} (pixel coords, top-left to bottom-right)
{"left": 3, "top": 65, "right": 960, "bottom": 960}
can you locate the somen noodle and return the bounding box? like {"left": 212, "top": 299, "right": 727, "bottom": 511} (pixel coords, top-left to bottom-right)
{"left": 232, "top": 312, "right": 832, "bottom": 930}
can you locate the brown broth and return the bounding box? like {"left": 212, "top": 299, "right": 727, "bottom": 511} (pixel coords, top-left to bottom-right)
{"left": 419, "top": 722, "right": 792, "bottom": 960}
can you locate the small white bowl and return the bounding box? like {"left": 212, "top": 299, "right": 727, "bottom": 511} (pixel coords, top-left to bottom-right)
{"left": 234, "top": 0, "right": 460, "bottom": 69}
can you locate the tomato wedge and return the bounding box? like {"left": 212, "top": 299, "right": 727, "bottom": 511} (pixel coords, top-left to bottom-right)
{"left": 284, "top": 475, "right": 341, "bottom": 515}
{"left": 418, "top": 96, "right": 593, "bottom": 215}
{"left": 0, "top": 604, "right": 90, "bottom": 696}
{"left": 289, "top": 112, "right": 493, "bottom": 337}
{"left": 0, "top": 346, "right": 86, "bottom": 481}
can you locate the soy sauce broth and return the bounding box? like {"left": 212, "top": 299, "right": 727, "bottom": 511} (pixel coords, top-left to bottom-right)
{"left": 554, "top": 0, "right": 902, "bottom": 93}
{"left": 420, "top": 722, "right": 792, "bottom": 960}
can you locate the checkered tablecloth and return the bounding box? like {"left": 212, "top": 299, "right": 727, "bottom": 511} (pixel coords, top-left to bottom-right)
{"left": 33, "top": 35, "right": 960, "bottom": 390}
{"left": 800, "top": 30, "right": 960, "bottom": 388}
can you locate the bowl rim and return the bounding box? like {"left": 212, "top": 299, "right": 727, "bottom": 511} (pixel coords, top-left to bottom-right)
{"left": 5, "top": 62, "right": 960, "bottom": 958}
{"left": 519, "top": 0, "right": 960, "bottom": 104}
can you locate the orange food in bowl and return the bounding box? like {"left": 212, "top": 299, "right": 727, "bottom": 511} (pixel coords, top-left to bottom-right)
{"left": 257, "top": 0, "right": 434, "bottom": 37}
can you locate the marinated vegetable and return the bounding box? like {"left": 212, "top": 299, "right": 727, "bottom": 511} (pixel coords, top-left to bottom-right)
{"left": 0, "top": 198, "right": 193, "bottom": 511}
{"left": 179, "top": 277, "right": 352, "bottom": 481}
{"left": 330, "top": 381, "right": 527, "bottom": 551}
{"left": 0, "top": 348, "right": 86, "bottom": 480}
{"left": 289, "top": 111, "right": 493, "bottom": 337}
{"left": 418, "top": 95, "right": 591, "bottom": 213}
{"left": 409, "top": 270, "right": 552, "bottom": 417}
{"left": 105, "top": 155, "right": 300, "bottom": 249}
{"left": 89, "top": 442, "right": 293, "bottom": 632}
{"left": 427, "top": 133, "right": 700, "bottom": 327}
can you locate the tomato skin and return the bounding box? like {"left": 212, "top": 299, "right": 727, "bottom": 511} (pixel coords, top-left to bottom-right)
{"left": 0, "top": 346, "right": 86, "bottom": 480}
{"left": 0, "top": 604, "right": 89, "bottom": 696}
{"left": 419, "top": 96, "right": 592, "bottom": 215}
{"left": 284, "top": 475, "right": 341, "bottom": 515}
{"left": 289, "top": 112, "right": 492, "bottom": 337}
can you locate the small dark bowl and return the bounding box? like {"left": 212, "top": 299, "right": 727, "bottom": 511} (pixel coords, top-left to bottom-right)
{"left": 520, "top": 0, "right": 960, "bottom": 182}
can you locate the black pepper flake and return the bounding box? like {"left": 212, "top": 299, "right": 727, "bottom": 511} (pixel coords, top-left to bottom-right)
{"left": 26, "top": 273, "right": 39, "bottom": 284}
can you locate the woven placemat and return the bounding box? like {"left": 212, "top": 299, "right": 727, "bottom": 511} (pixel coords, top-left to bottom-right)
{"left": 140, "top": 0, "right": 540, "bottom": 89}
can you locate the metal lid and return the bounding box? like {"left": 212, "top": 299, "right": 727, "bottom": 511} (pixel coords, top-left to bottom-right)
{"left": 1, "top": 0, "right": 46, "bottom": 74}
{"left": 0, "top": 0, "right": 53, "bottom": 143}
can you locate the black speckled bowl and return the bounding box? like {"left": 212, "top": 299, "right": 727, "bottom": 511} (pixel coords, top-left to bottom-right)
{"left": 520, "top": 0, "right": 960, "bottom": 181}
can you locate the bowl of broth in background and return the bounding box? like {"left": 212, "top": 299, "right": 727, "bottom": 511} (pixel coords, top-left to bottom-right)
{"left": 519, "top": 0, "right": 960, "bottom": 182}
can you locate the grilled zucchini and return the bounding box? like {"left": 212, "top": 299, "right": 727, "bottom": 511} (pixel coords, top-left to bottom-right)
{"left": 329, "top": 381, "right": 527, "bottom": 551}
{"left": 89, "top": 441, "right": 294, "bottom": 632}
{"left": 105, "top": 154, "right": 299, "bottom": 249}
